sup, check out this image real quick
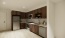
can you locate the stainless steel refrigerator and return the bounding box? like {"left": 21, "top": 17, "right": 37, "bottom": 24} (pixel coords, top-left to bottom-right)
{"left": 13, "top": 16, "right": 20, "bottom": 30}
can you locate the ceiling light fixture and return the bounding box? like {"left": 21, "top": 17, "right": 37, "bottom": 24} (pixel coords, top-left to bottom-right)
{"left": 3, "top": 2, "right": 6, "bottom": 5}
{"left": 22, "top": 6, "right": 26, "bottom": 8}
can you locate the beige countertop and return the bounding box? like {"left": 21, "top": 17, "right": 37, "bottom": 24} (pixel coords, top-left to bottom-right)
{"left": 28, "top": 23, "right": 47, "bottom": 28}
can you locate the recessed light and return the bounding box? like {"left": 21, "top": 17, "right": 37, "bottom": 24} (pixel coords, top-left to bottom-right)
{"left": 3, "top": 2, "right": 6, "bottom": 4}
{"left": 22, "top": 6, "right": 26, "bottom": 8}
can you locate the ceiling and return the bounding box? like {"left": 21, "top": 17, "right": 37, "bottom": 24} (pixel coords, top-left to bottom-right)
{"left": 0, "top": 0, "right": 47, "bottom": 12}
{"left": 51, "top": 0, "right": 64, "bottom": 3}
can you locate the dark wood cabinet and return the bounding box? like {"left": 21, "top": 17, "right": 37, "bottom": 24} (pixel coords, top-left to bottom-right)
{"left": 17, "top": 12, "right": 21, "bottom": 15}
{"left": 27, "top": 11, "right": 35, "bottom": 19}
{"left": 41, "top": 6, "right": 47, "bottom": 18}
{"left": 20, "top": 23, "right": 27, "bottom": 29}
{"left": 11, "top": 11, "right": 27, "bottom": 19}
{"left": 11, "top": 11, "right": 21, "bottom": 15}
{"left": 11, "top": 11, "right": 16, "bottom": 15}
{"left": 21, "top": 13, "right": 26, "bottom": 19}
{"left": 26, "top": 6, "right": 47, "bottom": 18}
{"left": 29, "top": 25, "right": 39, "bottom": 35}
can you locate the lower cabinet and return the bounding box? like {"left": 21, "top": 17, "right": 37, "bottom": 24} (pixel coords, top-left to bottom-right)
{"left": 29, "top": 24, "right": 47, "bottom": 38}
{"left": 20, "top": 23, "right": 27, "bottom": 29}
{"left": 29, "top": 25, "right": 39, "bottom": 35}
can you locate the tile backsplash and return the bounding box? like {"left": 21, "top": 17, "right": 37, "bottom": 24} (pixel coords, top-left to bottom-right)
{"left": 21, "top": 18, "right": 47, "bottom": 25}
{"left": 27, "top": 19, "right": 47, "bottom": 25}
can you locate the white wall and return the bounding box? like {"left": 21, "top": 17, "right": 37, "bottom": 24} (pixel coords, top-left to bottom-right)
{"left": 0, "top": 10, "right": 7, "bottom": 31}
{"left": 55, "top": 1, "right": 65, "bottom": 38}
{"left": 0, "top": 8, "right": 11, "bottom": 31}
{"left": 47, "top": 1, "right": 55, "bottom": 38}
{"left": 6, "top": 9, "right": 11, "bottom": 30}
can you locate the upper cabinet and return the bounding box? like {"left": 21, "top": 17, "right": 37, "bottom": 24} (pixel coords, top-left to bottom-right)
{"left": 11, "top": 6, "right": 47, "bottom": 19}
{"left": 27, "top": 11, "right": 35, "bottom": 19}
{"left": 27, "top": 6, "right": 47, "bottom": 19}
{"left": 21, "top": 13, "right": 26, "bottom": 19}
{"left": 11, "top": 11, "right": 26, "bottom": 19}
{"left": 11, "top": 11, "right": 21, "bottom": 15}
{"left": 41, "top": 6, "right": 47, "bottom": 18}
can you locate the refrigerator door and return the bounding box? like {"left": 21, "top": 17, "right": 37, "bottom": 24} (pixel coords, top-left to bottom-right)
{"left": 13, "top": 16, "right": 20, "bottom": 30}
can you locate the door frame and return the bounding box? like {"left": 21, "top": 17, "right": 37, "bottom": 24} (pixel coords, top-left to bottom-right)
{"left": 11, "top": 15, "right": 21, "bottom": 30}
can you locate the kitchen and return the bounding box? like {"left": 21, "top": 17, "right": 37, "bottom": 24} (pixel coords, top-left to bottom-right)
{"left": 11, "top": 6, "right": 47, "bottom": 38}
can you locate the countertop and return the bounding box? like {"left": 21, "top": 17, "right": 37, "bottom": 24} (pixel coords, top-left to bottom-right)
{"left": 21, "top": 22, "right": 47, "bottom": 28}
{"left": 28, "top": 23, "right": 47, "bottom": 28}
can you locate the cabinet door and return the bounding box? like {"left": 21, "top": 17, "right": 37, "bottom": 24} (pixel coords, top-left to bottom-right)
{"left": 25, "top": 13, "right": 28, "bottom": 19}
{"left": 41, "top": 6, "right": 47, "bottom": 18}
{"left": 12, "top": 11, "right": 17, "bottom": 15}
{"left": 26, "top": 6, "right": 47, "bottom": 18}
{"left": 17, "top": 12, "right": 21, "bottom": 15}
{"left": 34, "top": 25, "right": 39, "bottom": 35}
{"left": 12, "top": 11, "right": 21, "bottom": 15}
{"left": 26, "top": 10, "right": 36, "bottom": 18}
{"left": 29, "top": 25, "right": 39, "bottom": 35}
{"left": 0, "top": 12, "right": 6, "bottom": 31}
{"left": 21, "top": 13, "right": 26, "bottom": 19}
{"left": 20, "top": 23, "right": 26, "bottom": 29}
